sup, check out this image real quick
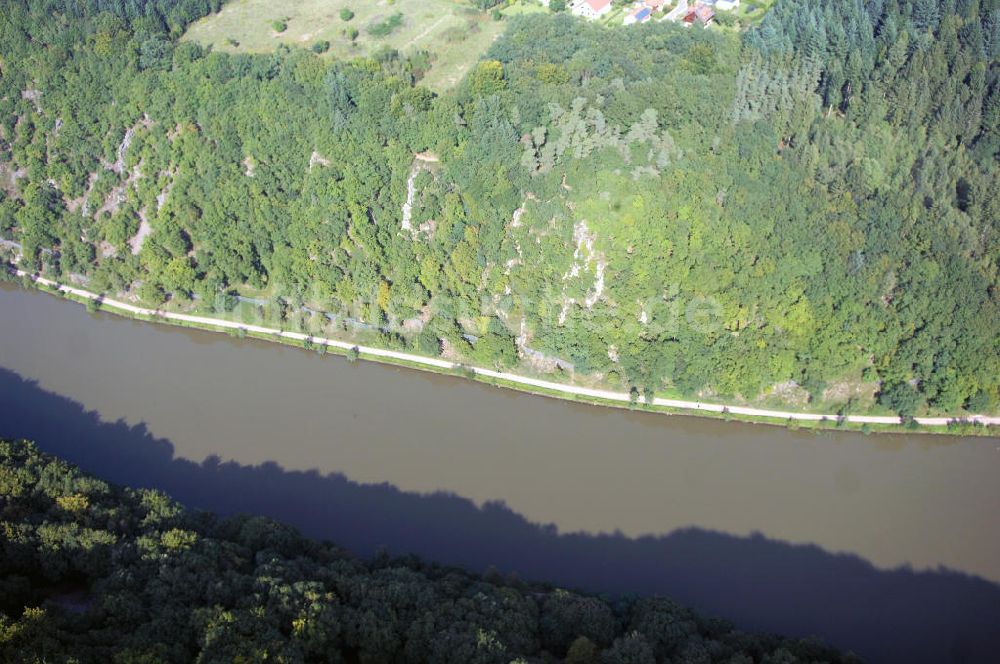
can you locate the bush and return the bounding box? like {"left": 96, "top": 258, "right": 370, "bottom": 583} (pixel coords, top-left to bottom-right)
{"left": 442, "top": 26, "right": 467, "bottom": 43}
{"left": 966, "top": 390, "right": 996, "bottom": 414}
{"left": 271, "top": 20, "right": 287, "bottom": 33}
{"left": 139, "top": 282, "right": 166, "bottom": 307}
{"left": 416, "top": 329, "right": 441, "bottom": 356}
{"left": 366, "top": 13, "right": 403, "bottom": 38}
{"left": 311, "top": 40, "right": 330, "bottom": 53}
{"left": 878, "top": 382, "right": 925, "bottom": 417}
{"left": 340, "top": 8, "right": 354, "bottom": 21}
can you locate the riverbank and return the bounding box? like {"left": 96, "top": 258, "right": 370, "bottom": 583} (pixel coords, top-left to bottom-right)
{"left": 8, "top": 270, "right": 998, "bottom": 433}
{"left": 6, "top": 280, "right": 1000, "bottom": 664}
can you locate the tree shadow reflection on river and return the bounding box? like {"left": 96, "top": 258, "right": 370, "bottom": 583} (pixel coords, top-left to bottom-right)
{"left": 2, "top": 368, "right": 998, "bottom": 664}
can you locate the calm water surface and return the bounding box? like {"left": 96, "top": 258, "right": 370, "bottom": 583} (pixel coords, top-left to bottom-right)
{"left": 2, "top": 284, "right": 999, "bottom": 662}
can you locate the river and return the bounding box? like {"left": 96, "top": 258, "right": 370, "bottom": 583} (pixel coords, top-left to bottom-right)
{"left": 1, "top": 283, "right": 998, "bottom": 663}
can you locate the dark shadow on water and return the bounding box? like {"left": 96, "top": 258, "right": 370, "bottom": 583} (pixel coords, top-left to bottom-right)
{"left": 1, "top": 368, "right": 998, "bottom": 664}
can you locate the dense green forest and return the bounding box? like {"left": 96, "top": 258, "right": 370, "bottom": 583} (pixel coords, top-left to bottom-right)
{"left": 0, "top": 439, "right": 855, "bottom": 663}
{"left": 0, "top": 0, "right": 997, "bottom": 417}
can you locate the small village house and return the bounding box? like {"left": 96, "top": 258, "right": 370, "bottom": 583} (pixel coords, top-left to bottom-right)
{"left": 571, "top": 0, "right": 613, "bottom": 20}
{"left": 624, "top": 6, "right": 653, "bottom": 24}
{"left": 683, "top": 3, "right": 715, "bottom": 25}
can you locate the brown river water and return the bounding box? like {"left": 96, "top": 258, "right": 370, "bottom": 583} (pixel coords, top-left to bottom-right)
{"left": 1, "top": 283, "right": 998, "bottom": 663}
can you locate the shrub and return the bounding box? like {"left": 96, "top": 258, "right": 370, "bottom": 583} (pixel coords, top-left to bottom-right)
{"left": 366, "top": 13, "right": 403, "bottom": 38}
{"left": 442, "top": 26, "right": 467, "bottom": 43}
{"left": 878, "top": 382, "right": 925, "bottom": 417}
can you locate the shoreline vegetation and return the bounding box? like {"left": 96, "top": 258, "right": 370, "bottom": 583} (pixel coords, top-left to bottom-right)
{"left": 0, "top": 439, "right": 857, "bottom": 663}
{"left": 3, "top": 3, "right": 997, "bottom": 429}
{"left": 9, "top": 270, "right": 997, "bottom": 435}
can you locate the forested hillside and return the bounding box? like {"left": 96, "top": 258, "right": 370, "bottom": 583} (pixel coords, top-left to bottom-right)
{"left": 0, "top": 0, "right": 996, "bottom": 417}
{"left": 0, "top": 439, "right": 854, "bottom": 663}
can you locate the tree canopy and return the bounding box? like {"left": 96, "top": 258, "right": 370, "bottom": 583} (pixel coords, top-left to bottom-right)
{"left": 0, "top": 0, "right": 996, "bottom": 417}
{"left": 0, "top": 439, "right": 855, "bottom": 663}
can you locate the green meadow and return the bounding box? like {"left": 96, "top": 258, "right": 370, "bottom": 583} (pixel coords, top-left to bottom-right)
{"left": 182, "top": 0, "right": 512, "bottom": 91}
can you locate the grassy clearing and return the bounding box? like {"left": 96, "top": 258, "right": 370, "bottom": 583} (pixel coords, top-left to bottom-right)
{"left": 181, "top": 0, "right": 508, "bottom": 91}
{"left": 501, "top": 1, "right": 550, "bottom": 18}
{"left": 0, "top": 163, "right": 21, "bottom": 196}
{"left": 737, "top": 0, "right": 776, "bottom": 22}
{"left": 598, "top": 4, "right": 629, "bottom": 26}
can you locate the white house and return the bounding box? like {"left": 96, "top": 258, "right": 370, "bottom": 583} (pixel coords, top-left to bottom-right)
{"left": 715, "top": 0, "right": 740, "bottom": 10}
{"left": 572, "top": 0, "right": 613, "bottom": 20}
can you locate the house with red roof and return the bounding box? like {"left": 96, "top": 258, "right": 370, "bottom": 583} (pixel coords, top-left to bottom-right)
{"left": 571, "top": 0, "right": 613, "bottom": 20}
{"left": 683, "top": 3, "right": 715, "bottom": 25}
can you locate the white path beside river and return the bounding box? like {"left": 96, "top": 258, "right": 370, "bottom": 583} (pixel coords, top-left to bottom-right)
{"left": 3, "top": 281, "right": 999, "bottom": 664}
{"left": 14, "top": 270, "right": 998, "bottom": 428}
